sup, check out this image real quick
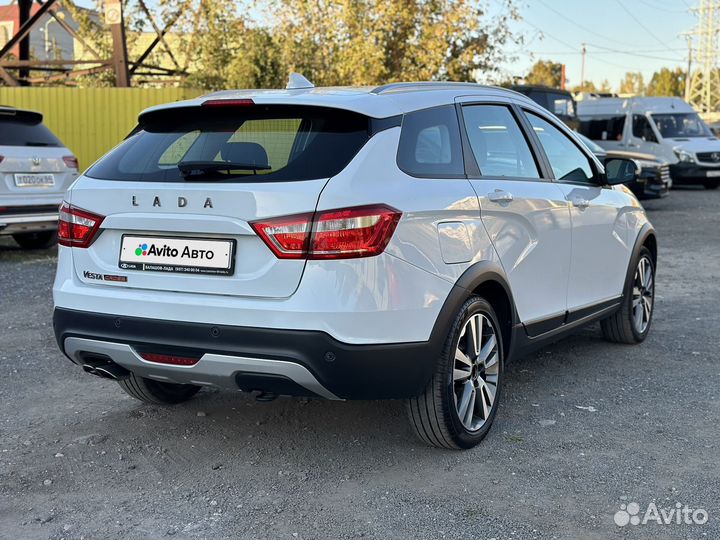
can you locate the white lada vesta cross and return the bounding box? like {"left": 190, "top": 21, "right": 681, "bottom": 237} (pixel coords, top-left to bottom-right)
{"left": 53, "top": 79, "right": 657, "bottom": 449}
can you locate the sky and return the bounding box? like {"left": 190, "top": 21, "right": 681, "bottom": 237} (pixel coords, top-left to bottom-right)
{"left": 496, "top": 0, "right": 696, "bottom": 90}
{"left": 71, "top": 0, "right": 698, "bottom": 91}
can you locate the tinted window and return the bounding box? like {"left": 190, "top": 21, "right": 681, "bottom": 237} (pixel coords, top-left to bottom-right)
{"left": 632, "top": 114, "right": 657, "bottom": 143}
{"left": 578, "top": 115, "right": 626, "bottom": 141}
{"left": 651, "top": 112, "right": 711, "bottom": 138}
{"left": 546, "top": 92, "right": 575, "bottom": 117}
{"left": 462, "top": 105, "right": 539, "bottom": 178}
{"left": 0, "top": 114, "right": 62, "bottom": 147}
{"left": 527, "top": 113, "right": 594, "bottom": 183}
{"left": 86, "top": 105, "right": 369, "bottom": 182}
{"left": 397, "top": 105, "right": 464, "bottom": 177}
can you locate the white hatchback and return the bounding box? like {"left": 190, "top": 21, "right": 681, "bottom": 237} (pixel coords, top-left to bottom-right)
{"left": 1, "top": 106, "right": 79, "bottom": 249}
{"left": 52, "top": 81, "right": 657, "bottom": 449}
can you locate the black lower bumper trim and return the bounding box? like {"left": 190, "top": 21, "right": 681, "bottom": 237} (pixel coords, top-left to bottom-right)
{"left": 53, "top": 308, "right": 441, "bottom": 400}
{"left": 670, "top": 163, "right": 720, "bottom": 184}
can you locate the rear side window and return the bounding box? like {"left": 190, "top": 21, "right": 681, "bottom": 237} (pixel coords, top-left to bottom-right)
{"left": 0, "top": 113, "right": 62, "bottom": 147}
{"left": 397, "top": 105, "right": 464, "bottom": 177}
{"left": 461, "top": 105, "right": 539, "bottom": 178}
{"left": 86, "top": 105, "right": 369, "bottom": 182}
{"left": 578, "top": 115, "right": 626, "bottom": 142}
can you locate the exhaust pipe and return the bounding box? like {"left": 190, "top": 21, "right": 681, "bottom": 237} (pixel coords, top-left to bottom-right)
{"left": 81, "top": 358, "right": 130, "bottom": 381}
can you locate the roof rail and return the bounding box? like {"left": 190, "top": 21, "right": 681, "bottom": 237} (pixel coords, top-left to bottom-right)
{"left": 370, "top": 81, "right": 488, "bottom": 94}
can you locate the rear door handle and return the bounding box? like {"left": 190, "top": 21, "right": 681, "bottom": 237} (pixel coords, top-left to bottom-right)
{"left": 487, "top": 190, "right": 513, "bottom": 203}
{"left": 572, "top": 197, "right": 590, "bottom": 209}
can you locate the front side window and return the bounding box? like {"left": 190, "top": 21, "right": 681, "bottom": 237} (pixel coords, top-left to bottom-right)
{"left": 86, "top": 105, "right": 369, "bottom": 182}
{"left": 397, "top": 105, "right": 464, "bottom": 177}
{"left": 461, "top": 105, "right": 539, "bottom": 178}
{"left": 632, "top": 114, "right": 658, "bottom": 143}
{"left": 578, "top": 115, "right": 626, "bottom": 142}
{"left": 650, "top": 112, "right": 711, "bottom": 139}
{"left": 527, "top": 112, "right": 594, "bottom": 183}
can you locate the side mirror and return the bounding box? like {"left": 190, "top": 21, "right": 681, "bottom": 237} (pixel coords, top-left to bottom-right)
{"left": 604, "top": 158, "right": 637, "bottom": 185}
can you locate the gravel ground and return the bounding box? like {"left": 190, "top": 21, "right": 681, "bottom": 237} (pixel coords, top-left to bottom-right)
{"left": 1, "top": 187, "right": 719, "bottom": 540}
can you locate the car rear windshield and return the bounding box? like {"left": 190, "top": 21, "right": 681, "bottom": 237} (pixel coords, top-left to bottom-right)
{"left": 86, "top": 105, "right": 370, "bottom": 182}
{"left": 0, "top": 111, "right": 63, "bottom": 147}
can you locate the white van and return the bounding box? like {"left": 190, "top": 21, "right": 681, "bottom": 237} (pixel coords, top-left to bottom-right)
{"left": 577, "top": 97, "right": 720, "bottom": 189}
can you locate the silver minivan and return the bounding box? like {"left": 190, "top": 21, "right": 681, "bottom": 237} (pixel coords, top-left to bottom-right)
{"left": 578, "top": 96, "right": 720, "bottom": 189}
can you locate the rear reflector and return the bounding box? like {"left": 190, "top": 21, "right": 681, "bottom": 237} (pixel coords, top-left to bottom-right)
{"left": 202, "top": 98, "right": 255, "bottom": 107}
{"left": 139, "top": 352, "right": 200, "bottom": 366}
{"left": 62, "top": 155, "right": 79, "bottom": 170}
{"left": 57, "top": 202, "right": 104, "bottom": 248}
{"left": 251, "top": 204, "right": 401, "bottom": 260}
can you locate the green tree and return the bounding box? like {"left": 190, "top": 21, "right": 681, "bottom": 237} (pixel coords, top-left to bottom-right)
{"left": 619, "top": 72, "right": 645, "bottom": 95}
{"left": 525, "top": 60, "right": 563, "bottom": 87}
{"left": 646, "top": 67, "right": 685, "bottom": 97}
{"left": 571, "top": 80, "right": 597, "bottom": 93}
{"left": 599, "top": 79, "right": 612, "bottom": 92}
{"left": 270, "top": 0, "right": 521, "bottom": 86}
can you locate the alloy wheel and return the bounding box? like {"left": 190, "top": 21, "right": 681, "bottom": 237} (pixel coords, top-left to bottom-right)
{"left": 453, "top": 313, "right": 500, "bottom": 432}
{"left": 632, "top": 256, "right": 654, "bottom": 334}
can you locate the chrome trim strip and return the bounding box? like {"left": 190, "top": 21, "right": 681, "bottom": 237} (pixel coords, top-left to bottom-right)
{"left": 63, "top": 337, "right": 342, "bottom": 400}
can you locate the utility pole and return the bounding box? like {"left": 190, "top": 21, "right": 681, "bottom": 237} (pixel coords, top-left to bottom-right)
{"left": 684, "top": 34, "right": 693, "bottom": 100}
{"left": 18, "top": 0, "right": 31, "bottom": 85}
{"left": 104, "top": 0, "right": 130, "bottom": 87}
{"left": 685, "top": 0, "right": 720, "bottom": 114}
{"left": 580, "top": 43, "right": 586, "bottom": 87}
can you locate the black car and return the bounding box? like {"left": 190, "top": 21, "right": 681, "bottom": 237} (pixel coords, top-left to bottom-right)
{"left": 511, "top": 85, "right": 579, "bottom": 130}
{"left": 576, "top": 133, "right": 669, "bottom": 199}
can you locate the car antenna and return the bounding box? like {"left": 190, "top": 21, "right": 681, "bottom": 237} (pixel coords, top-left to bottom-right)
{"left": 286, "top": 73, "right": 314, "bottom": 90}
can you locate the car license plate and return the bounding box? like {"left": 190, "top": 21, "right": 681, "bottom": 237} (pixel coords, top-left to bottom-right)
{"left": 119, "top": 235, "right": 235, "bottom": 275}
{"left": 14, "top": 173, "right": 55, "bottom": 187}
{"left": 706, "top": 170, "right": 720, "bottom": 178}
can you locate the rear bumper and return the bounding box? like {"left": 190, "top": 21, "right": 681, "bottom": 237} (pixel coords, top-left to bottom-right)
{"left": 53, "top": 308, "right": 441, "bottom": 400}
{"left": 0, "top": 211, "right": 58, "bottom": 235}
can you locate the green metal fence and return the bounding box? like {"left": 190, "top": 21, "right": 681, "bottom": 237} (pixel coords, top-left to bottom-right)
{"left": 0, "top": 87, "right": 204, "bottom": 170}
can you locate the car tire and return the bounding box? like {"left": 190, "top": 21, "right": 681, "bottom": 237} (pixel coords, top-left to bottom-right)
{"left": 118, "top": 373, "right": 201, "bottom": 405}
{"left": 12, "top": 231, "right": 57, "bottom": 250}
{"left": 601, "top": 246, "right": 655, "bottom": 344}
{"left": 407, "top": 296, "right": 503, "bottom": 449}
{"left": 702, "top": 180, "right": 719, "bottom": 190}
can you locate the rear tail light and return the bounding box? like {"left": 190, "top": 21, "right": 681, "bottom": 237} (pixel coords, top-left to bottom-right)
{"left": 57, "top": 202, "right": 104, "bottom": 248}
{"left": 251, "top": 204, "right": 401, "bottom": 260}
{"left": 139, "top": 352, "right": 200, "bottom": 366}
{"left": 0, "top": 155, "right": 4, "bottom": 164}
{"left": 62, "top": 155, "right": 79, "bottom": 170}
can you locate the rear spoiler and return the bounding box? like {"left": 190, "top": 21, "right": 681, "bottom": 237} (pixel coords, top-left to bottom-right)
{"left": 0, "top": 107, "right": 43, "bottom": 124}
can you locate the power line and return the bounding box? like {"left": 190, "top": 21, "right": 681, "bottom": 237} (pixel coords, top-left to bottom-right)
{"left": 585, "top": 42, "right": 685, "bottom": 62}
{"left": 635, "top": 0, "right": 689, "bottom": 13}
{"left": 533, "top": 0, "right": 636, "bottom": 47}
{"left": 521, "top": 19, "right": 578, "bottom": 52}
{"left": 614, "top": 0, "right": 682, "bottom": 52}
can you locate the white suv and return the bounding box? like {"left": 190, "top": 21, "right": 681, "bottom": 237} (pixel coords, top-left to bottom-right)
{"left": 1, "top": 106, "right": 79, "bottom": 249}
{"left": 52, "top": 82, "right": 657, "bottom": 449}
